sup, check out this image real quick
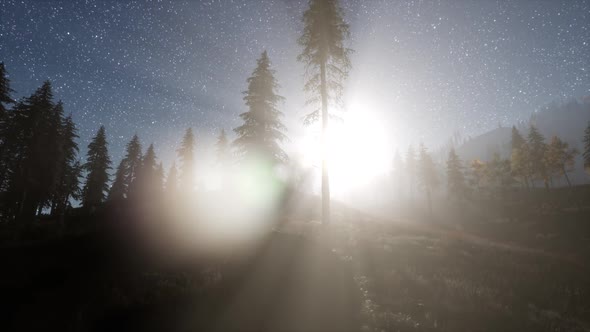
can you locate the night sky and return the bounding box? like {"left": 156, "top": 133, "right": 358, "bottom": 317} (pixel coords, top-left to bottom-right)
{"left": 1, "top": 0, "right": 589, "bottom": 167}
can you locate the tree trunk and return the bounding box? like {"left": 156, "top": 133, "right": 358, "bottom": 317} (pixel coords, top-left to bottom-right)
{"left": 320, "top": 60, "right": 330, "bottom": 225}
{"left": 51, "top": 200, "right": 58, "bottom": 217}
{"left": 562, "top": 167, "right": 572, "bottom": 188}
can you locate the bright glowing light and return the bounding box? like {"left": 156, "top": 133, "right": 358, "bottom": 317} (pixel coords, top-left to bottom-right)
{"left": 299, "top": 101, "right": 393, "bottom": 196}
{"left": 192, "top": 156, "right": 283, "bottom": 244}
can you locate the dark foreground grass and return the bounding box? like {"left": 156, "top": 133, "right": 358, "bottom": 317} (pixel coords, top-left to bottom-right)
{"left": 0, "top": 227, "right": 361, "bottom": 332}
{"left": 1, "top": 206, "right": 590, "bottom": 332}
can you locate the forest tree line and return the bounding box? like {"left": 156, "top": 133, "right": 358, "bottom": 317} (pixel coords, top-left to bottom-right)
{"left": 2, "top": 54, "right": 590, "bottom": 225}
{"left": 0, "top": 50, "right": 289, "bottom": 224}
{"left": 391, "top": 121, "right": 590, "bottom": 213}
{"left": 3, "top": 50, "right": 590, "bottom": 225}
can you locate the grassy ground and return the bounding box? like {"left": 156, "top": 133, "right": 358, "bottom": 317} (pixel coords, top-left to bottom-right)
{"left": 1, "top": 197, "right": 590, "bottom": 331}
{"left": 337, "top": 221, "right": 590, "bottom": 331}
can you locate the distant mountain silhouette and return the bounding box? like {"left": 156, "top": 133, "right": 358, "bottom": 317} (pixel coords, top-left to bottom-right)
{"left": 456, "top": 127, "right": 513, "bottom": 162}
{"left": 455, "top": 97, "right": 590, "bottom": 185}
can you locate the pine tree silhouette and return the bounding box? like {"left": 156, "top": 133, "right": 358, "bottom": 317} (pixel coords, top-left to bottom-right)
{"left": 298, "top": 0, "right": 352, "bottom": 224}
{"left": 177, "top": 128, "right": 195, "bottom": 191}
{"left": 142, "top": 144, "right": 157, "bottom": 174}
{"left": 2, "top": 81, "right": 66, "bottom": 221}
{"left": 233, "top": 51, "right": 287, "bottom": 164}
{"left": 109, "top": 160, "right": 127, "bottom": 201}
{"left": 109, "top": 134, "right": 142, "bottom": 200}
{"left": 51, "top": 114, "right": 81, "bottom": 217}
{"left": 82, "top": 126, "right": 111, "bottom": 211}
{"left": 135, "top": 143, "right": 159, "bottom": 195}
{"left": 0, "top": 62, "right": 15, "bottom": 193}
{"left": 0, "top": 78, "right": 83, "bottom": 221}
{"left": 0, "top": 62, "right": 15, "bottom": 117}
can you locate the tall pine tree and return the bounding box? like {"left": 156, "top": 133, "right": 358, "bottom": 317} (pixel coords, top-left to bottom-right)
{"left": 109, "top": 160, "right": 127, "bottom": 201}
{"left": 233, "top": 51, "right": 287, "bottom": 164}
{"left": 141, "top": 144, "right": 157, "bottom": 178}
{"left": 82, "top": 126, "right": 111, "bottom": 210}
{"left": 177, "top": 128, "right": 195, "bottom": 191}
{"left": 0, "top": 62, "right": 15, "bottom": 192}
{"left": 298, "top": 0, "right": 351, "bottom": 224}
{"left": 7, "top": 81, "right": 64, "bottom": 220}
{"left": 51, "top": 114, "right": 81, "bottom": 217}
{"left": 135, "top": 143, "right": 158, "bottom": 195}
{"left": 1, "top": 80, "right": 80, "bottom": 221}
{"left": 109, "top": 134, "right": 142, "bottom": 200}
{"left": 0, "top": 62, "right": 14, "bottom": 123}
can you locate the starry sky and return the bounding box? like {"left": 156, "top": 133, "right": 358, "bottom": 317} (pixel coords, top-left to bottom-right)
{"left": 1, "top": 0, "right": 589, "bottom": 167}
